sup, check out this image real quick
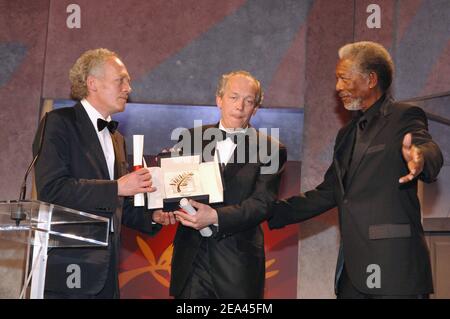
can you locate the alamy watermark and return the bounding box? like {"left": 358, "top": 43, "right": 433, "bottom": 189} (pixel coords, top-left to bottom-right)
{"left": 169, "top": 120, "right": 281, "bottom": 175}
{"left": 66, "top": 4, "right": 81, "bottom": 29}
{"left": 66, "top": 264, "right": 81, "bottom": 289}
{"left": 367, "top": 4, "right": 381, "bottom": 29}
{"left": 366, "top": 264, "right": 381, "bottom": 289}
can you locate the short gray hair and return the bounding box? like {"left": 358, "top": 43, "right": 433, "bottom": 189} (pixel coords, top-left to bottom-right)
{"left": 338, "top": 41, "right": 394, "bottom": 92}
{"left": 216, "top": 70, "right": 263, "bottom": 107}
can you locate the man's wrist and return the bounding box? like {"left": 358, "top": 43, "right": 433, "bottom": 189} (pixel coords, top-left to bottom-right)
{"left": 115, "top": 179, "right": 122, "bottom": 196}
{"left": 212, "top": 209, "right": 219, "bottom": 225}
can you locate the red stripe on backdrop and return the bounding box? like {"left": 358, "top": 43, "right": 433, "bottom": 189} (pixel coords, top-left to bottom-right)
{"left": 43, "top": 0, "right": 246, "bottom": 98}
{"left": 397, "top": 0, "right": 424, "bottom": 43}
{"left": 265, "top": 25, "right": 307, "bottom": 108}
{"left": 421, "top": 41, "right": 450, "bottom": 96}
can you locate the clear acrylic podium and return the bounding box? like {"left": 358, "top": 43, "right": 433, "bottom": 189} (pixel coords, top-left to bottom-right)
{"left": 0, "top": 200, "right": 109, "bottom": 299}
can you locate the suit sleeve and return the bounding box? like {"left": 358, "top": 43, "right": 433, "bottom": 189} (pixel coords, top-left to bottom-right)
{"left": 268, "top": 160, "right": 338, "bottom": 229}
{"left": 121, "top": 197, "right": 162, "bottom": 235}
{"left": 397, "top": 106, "right": 443, "bottom": 183}
{"left": 267, "top": 127, "right": 347, "bottom": 230}
{"left": 33, "top": 112, "right": 119, "bottom": 214}
{"left": 215, "top": 144, "right": 287, "bottom": 237}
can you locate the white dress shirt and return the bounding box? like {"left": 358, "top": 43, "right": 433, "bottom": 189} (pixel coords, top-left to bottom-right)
{"left": 212, "top": 122, "right": 248, "bottom": 229}
{"left": 80, "top": 99, "right": 116, "bottom": 180}
{"left": 81, "top": 99, "right": 116, "bottom": 232}
{"left": 215, "top": 121, "right": 248, "bottom": 165}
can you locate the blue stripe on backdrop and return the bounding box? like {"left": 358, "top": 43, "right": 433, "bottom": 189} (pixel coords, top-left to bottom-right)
{"left": 0, "top": 43, "right": 27, "bottom": 87}
{"left": 53, "top": 101, "right": 303, "bottom": 161}
{"left": 395, "top": 0, "right": 450, "bottom": 100}
{"left": 131, "top": 0, "right": 312, "bottom": 105}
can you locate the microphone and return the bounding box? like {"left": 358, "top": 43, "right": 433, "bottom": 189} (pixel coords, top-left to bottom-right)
{"left": 12, "top": 113, "right": 49, "bottom": 225}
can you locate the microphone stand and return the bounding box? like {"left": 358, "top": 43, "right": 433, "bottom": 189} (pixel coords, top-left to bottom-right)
{"left": 12, "top": 113, "right": 49, "bottom": 226}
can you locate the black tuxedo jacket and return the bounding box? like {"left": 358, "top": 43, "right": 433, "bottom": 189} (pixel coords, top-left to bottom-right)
{"left": 269, "top": 97, "right": 443, "bottom": 296}
{"left": 169, "top": 124, "right": 287, "bottom": 298}
{"left": 33, "top": 102, "right": 159, "bottom": 297}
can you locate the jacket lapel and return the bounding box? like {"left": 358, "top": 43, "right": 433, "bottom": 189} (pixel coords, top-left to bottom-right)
{"left": 345, "top": 98, "right": 393, "bottom": 186}
{"left": 73, "top": 103, "right": 110, "bottom": 179}
{"left": 335, "top": 121, "right": 355, "bottom": 156}
{"left": 222, "top": 127, "right": 254, "bottom": 178}
{"left": 110, "top": 132, "right": 123, "bottom": 179}
{"left": 199, "top": 124, "right": 219, "bottom": 162}
{"left": 333, "top": 121, "right": 356, "bottom": 196}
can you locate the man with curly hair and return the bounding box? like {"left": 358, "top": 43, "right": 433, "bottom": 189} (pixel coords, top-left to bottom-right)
{"left": 33, "top": 48, "right": 166, "bottom": 298}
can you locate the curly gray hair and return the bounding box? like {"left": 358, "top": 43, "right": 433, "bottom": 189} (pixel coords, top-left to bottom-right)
{"left": 69, "top": 48, "right": 119, "bottom": 100}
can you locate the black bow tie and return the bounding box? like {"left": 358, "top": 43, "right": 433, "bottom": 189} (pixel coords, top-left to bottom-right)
{"left": 97, "top": 118, "right": 119, "bottom": 133}
{"left": 220, "top": 129, "right": 244, "bottom": 144}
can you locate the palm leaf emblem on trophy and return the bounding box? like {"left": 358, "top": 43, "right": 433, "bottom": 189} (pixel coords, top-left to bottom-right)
{"left": 169, "top": 172, "right": 194, "bottom": 193}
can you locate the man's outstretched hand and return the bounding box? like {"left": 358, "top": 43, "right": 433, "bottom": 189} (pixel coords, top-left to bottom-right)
{"left": 399, "top": 133, "right": 424, "bottom": 184}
